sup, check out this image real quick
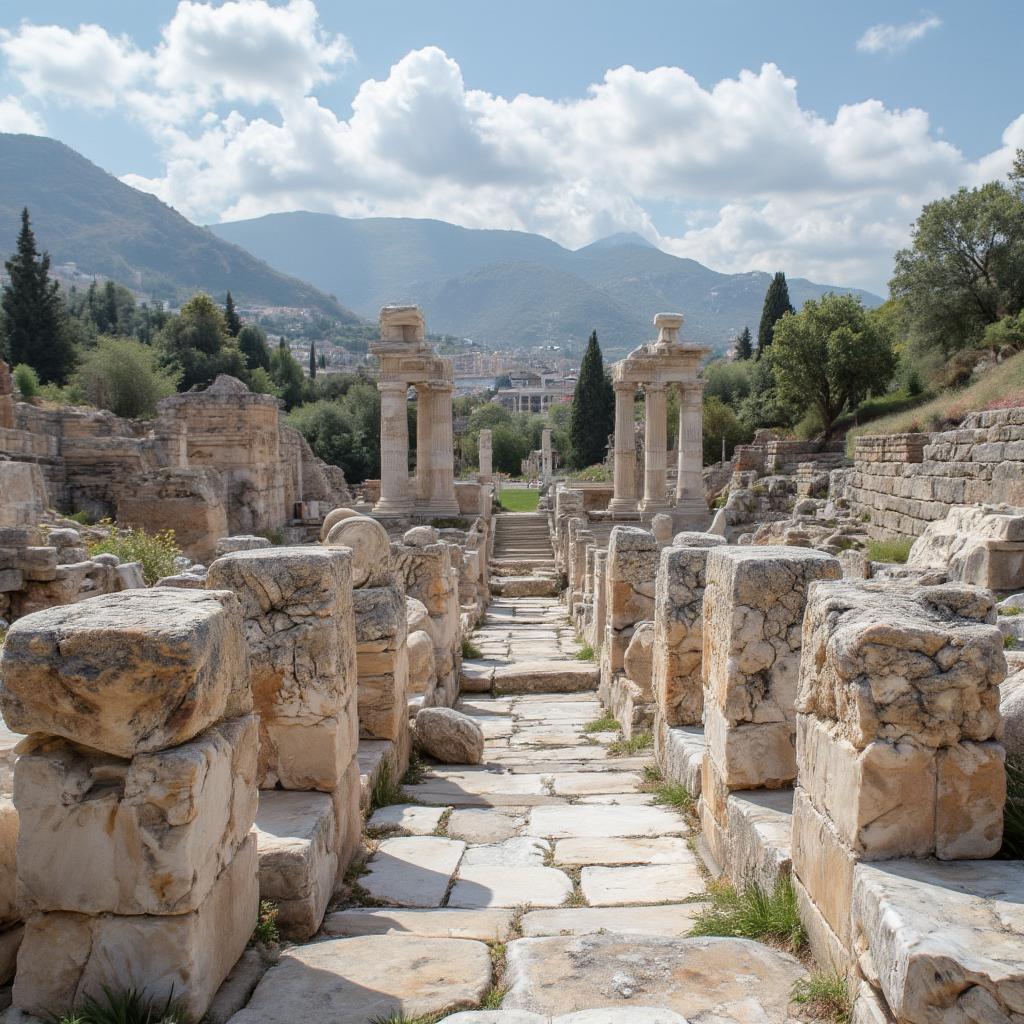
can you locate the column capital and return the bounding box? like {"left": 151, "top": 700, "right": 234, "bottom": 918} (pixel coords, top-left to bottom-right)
{"left": 378, "top": 379, "right": 408, "bottom": 394}
{"left": 613, "top": 380, "right": 635, "bottom": 394}
{"left": 644, "top": 381, "right": 667, "bottom": 394}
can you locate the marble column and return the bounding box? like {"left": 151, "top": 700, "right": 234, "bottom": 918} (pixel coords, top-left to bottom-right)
{"left": 675, "top": 382, "right": 707, "bottom": 520}
{"left": 426, "top": 382, "right": 459, "bottom": 515}
{"left": 541, "top": 427, "right": 552, "bottom": 483}
{"left": 415, "top": 383, "right": 432, "bottom": 503}
{"left": 374, "top": 380, "right": 413, "bottom": 515}
{"left": 478, "top": 428, "right": 493, "bottom": 483}
{"left": 640, "top": 382, "right": 670, "bottom": 512}
{"left": 608, "top": 380, "right": 638, "bottom": 513}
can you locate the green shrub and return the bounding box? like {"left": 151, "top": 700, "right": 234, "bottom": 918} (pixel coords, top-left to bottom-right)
{"left": 867, "top": 537, "right": 913, "bottom": 563}
{"left": 74, "top": 337, "right": 180, "bottom": 419}
{"left": 690, "top": 876, "right": 807, "bottom": 954}
{"left": 462, "top": 637, "right": 482, "bottom": 659}
{"left": 87, "top": 523, "right": 181, "bottom": 585}
{"left": 57, "top": 986, "right": 189, "bottom": 1024}
{"left": 13, "top": 363, "right": 39, "bottom": 399}
{"left": 66, "top": 510, "right": 92, "bottom": 525}
{"left": 1006, "top": 635, "right": 1018, "bottom": 650}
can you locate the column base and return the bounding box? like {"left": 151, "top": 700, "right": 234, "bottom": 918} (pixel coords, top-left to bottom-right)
{"left": 418, "top": 497, "right": 461, "bottom": 517}
{"left": 639, "top": 498, "right": 672, "bottom": 513}
{"left": 673, "top": 495, "right": 712, "bottom": 530}
{"left": 607, "top": 497, "right": 639, "bottom": 514}
{"left": 373, "top": 498, "right": 414, "bottom": 517}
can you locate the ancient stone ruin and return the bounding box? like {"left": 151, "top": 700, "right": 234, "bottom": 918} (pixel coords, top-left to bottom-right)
{"left": 0, "top": 302, "right": 1018, "bottom": 1024}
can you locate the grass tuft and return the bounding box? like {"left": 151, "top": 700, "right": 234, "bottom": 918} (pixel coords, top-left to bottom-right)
{"left": 368, "top": 1012, "right": 447, "bottom": 1024}
{"left": 791, "top": 972, "right": 852, "bottom": 1023}
{"left": 583, "top": 712, "right": 619, "bottom": 734}
{"left": 998, "top": 606, "right": 1022, "bottom": 616}
{"left": 689, "top": 876, "right": 807, "bottom": 955}
{"left": 402, "top": 750, "right": 427, "bottom": 787}
{"left": 56, "top": 986, "right": 189, "bottom": 1024}
{"left": 371, "top": 761, "right": 407, "bottom": 811}
{"left": 866, "top": 537, "right": 913, "bottom": 564}
{"left": 252, "top": 899, "right": 280, "bottom": 946}
{"left": 462, "top": 637, "right": 483, "bottom": 659}
{"left": 575, "top": 643, "right": 596, "bottom": 662}
{"left": 607, "top": 731, "right": 653, "bottom": 757}
{"left": 639, "top": 764, "right": 694, "bottom": 813}
{"left": 1002, "top": 756, "right": 1024, "bottom": 859}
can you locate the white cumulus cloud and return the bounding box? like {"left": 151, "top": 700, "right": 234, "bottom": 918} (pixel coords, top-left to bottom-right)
{"left": 0, "top": 94, "right": 44, "bottom": 134}
{"left": 857, "top": 16, "right": 942, "bottom": 55}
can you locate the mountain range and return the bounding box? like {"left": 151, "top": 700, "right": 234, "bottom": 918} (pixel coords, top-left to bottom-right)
{"left": 0, "top": 134, "right": 357, "bottom": 320}
{"left": 211, "top": 212, "right": 883, "bottom": 353}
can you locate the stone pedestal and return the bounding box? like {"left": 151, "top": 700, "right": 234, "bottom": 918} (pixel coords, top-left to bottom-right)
{"left": 609, "top": 381, "right": 638, "bottom": 513}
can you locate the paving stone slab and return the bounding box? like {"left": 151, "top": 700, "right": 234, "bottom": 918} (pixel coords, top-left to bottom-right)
{"left": 323, "top": 907, "right": 514, "bottom": 942}
{"left": 448, "top": 808, "right": 529, "bottom": 843}
{"left": 461, "top": 837, "right": 551, "bottom": 867}
{"left": 503, "top": 934, "right": 806, "bottom": 1019}
{"left": 439, "top": 1012, "right": 688, "bottom": 1023}
{"left": 360, "top": 836, "right": 466, "bottom": 907}
{"left": 528, "top": 805, "right": 686, "bottom": 839}
{"left": 550, "top": 772, "right": 643, "bottom": 796}
{"left": 577, "top": 793, "right": 659, "bottom": 806}
{"left": 520, "top": 904, "right": 707, "bottom": 938}
{"left": 553, "top": 837, "right": 692, "bottom": 866}
{"left": 368, "top": 803, "right": 449, "bottom": 835}
{"left": 449, "top": 865, "right": 573, "bottom": 908}
{"left": 226, "top": 935, "right": 491, "bottom": 1024}
{"left": 580, "top": 863, "right": 704, "bottom": 906}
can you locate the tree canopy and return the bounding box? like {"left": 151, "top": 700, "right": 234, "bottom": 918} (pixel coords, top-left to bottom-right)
{"left": 158, "top": 293, "right": 246, "bottom": 390}
{"left": 568, "top": 330, "right": 613, "bottom": 468}
{"left": 890, "top": 180, "right": 1024, "bottom": 355}
{"left": 733, "top": 325, "right": 753, "bottom": 360}
{"left": 757, "top": 272, "right": 794, "bottom": 358}
{"left": 768, "top": 293, "right": 895, "bottom": 442}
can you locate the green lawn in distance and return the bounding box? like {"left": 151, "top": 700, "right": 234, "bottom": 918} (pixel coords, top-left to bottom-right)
{"left": 498, "top": 488, "right": 540, "bottom": 512}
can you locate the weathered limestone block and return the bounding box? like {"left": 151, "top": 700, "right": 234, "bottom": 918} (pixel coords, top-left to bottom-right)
{"left": 0, "top": 462, "right": 47, "bottom": 528}
{"left": 623, "top": 621, "right": 655, "bottom": 696}
{"left": 606, "top": 527, "right": 660, "bottom": 676}
{"left": 354, "top": 584, "right": 410, "bottom": 742}
{"left": 0, "top": 796, "right": 17, "bottom": 929}
{"left": 408, "top": 629, "right": 437, "bottom": 695}
{"left": 653, "top": 536, "right": 726, "bottom": 727}
{"left": 214, "top": 535, "right": 272, "bottom": 556}
{"left": 254, "top": 790, "right": 337, "bottom": 941}
{"left": 14, "top": 715, "right": 257, "bottom": 916}
{"left": 796, "top": 581, "right": 1005, "bottom": 753}
{"left": 908, "top": 503, "right": 1024, "bottom": 591}
{"left": 13, "top": 832, "right": 258, "bottom": 1022}
{"left": 0, "top": 589, "right": 250, "bottom": 758}
{"left": 207, "top": 547, "right": 357, "bottom": 791}
{"left": 117, "top": 467, "right": 228, "bottom": 563}
{"left": 325, "top": 514, "right": 392, "bottom": 588}
{"left": 852, "top": 860, "right": 1024, "bottom": 1024}
{"left": 702, "top": 546, "right": 840, "bottom": 789}
{"left": 415, "top": 707, "right": 484, "bottom": 764}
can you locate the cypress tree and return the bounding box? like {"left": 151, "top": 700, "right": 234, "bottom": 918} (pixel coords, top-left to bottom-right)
{"left": 733, "top": 326, "right": 753, "bottom": 360}
{"left": 569, "top": 330, "right": 614, "bottom": 469}
{"left": 224, "top": 291, "right": 242, "bottom": 337}
{"left": 2, "top": 208, "right": 76, "bottom": 383}
{"left": 309, "top": 339, "right": 317, "bottom": 379}
{"left": 756, "top": 272, "right": 794, "bottom": 358}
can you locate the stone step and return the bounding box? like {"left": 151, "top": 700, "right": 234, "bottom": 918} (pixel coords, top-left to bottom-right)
{"left": 491, "top": 660, "right": 598, "bottom": 695}
{"left": 490, "top": 577, "right": 560, "bottom": 598}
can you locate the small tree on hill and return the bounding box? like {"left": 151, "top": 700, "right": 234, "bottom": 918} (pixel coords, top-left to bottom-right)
{"left": 768, "top": 293, "right": 895, "bottom": 444}
{"left": 569, "top": 330, "right": 614, "bottom": 468}
{"left": 2, "top": 208, "right": 77, "bottom": 383}
{"left": 733, "top": 326, "right": 753, "bottom": 360}
{"left": 757, "top": 272, "right": 794, "bottom": 358}
{"left": 224, "top": 291, "right": 242, "bottom": 337}
{"left": 238, "top": 324, "right": 272, "bottom": 371}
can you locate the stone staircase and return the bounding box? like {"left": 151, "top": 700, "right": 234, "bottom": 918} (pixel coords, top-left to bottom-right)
{"left": 492, "top": 512, "right": 554, "bottom": 565}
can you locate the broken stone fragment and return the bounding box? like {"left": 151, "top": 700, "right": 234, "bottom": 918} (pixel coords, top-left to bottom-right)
{"left": 416, "top": 707, "right": 484, "bottom": 764}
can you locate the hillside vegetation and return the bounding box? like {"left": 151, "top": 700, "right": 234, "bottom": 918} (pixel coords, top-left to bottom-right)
{"left": 0, "top": 134, "right": 358, "bottom": 318}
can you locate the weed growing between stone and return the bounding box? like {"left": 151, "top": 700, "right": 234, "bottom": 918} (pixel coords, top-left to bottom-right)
{"left": 481, "top": 941, "right": 509, "bottom": 1008}
{"left": 368, "top": 1011, "right": 447, "bottom": 1024}
{"left": 866, "top": 537, "right": 913, "bottom": 563}
{"left": 1002, "top": 756, "right": 1024, "bottom": 858}
{"left": 607, "top": 731, "right": 653, "bottom": 756}
{"left": 998, "top": 605, "right": 1022, "bottom": 616}
{"left": 87, "top": 521, "right": 182, "bottom": 584}
{"left": 370, "top": 761, "right": 407, "bottom": 811}
{"left": 640, "top": 765, "right": 695, "bottom": 814}
{"left": 689, "top": 876, "right": 808, "bottom": 955}
{"left": 56, "top": 986, "right": 189, "bottom": 1024}
{"left": 252, "top": 899, "right": 280, "bottom": 946}
{"left": 583, "top": 712, "right": 618, "bottom": 734}
{"left": 791, "top": 972, "right": 852, "bottom": 1023}
{"left": 462, "top": 637, "right": 483, "bottom": 659}
{"left": 575, "top": 643, "right": 596, "bottom": 661}
{"left": 403, "top": 750, "right": 427, "bottom": 786}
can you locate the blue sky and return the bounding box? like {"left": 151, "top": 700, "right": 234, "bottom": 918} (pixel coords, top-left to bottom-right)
{"left": 0, "top": 1, "right": 1020, "bottom": 293}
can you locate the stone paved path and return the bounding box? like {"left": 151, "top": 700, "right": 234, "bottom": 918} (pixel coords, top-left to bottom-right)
{"left": 232, "top": 595, "right": 808, "bottom": 1024}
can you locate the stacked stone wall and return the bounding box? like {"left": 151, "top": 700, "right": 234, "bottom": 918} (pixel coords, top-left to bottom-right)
{"left": 839, "top": 409, "right": 1024, "bottom": 539}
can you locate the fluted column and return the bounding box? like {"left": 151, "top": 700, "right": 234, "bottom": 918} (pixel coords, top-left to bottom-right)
{"left": 415, "top": 383, "right": 432, "bottom": 504}
{"left": 608, "top": 380, "right": 637, "bottom": 513}
{"left": 675, "top": 381, "right": 708, "bottom": 522}
{"left": 426, "top": 382, "right": 459, "bottom": 515}
{"left": 374, "top": 380, "right": 413, "bottom": 515}
{"left": 478, "top": 428, "right": 493, "bottom": 483}
{"left": 640, "top": 381, "right": 670, "bottom": 512}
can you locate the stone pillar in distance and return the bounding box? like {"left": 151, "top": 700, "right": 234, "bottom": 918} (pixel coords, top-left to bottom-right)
{"left": 608, "top": 381, "right": 637, "bottom": 513}
{"left": 415, "top": 383, "right": 432, "bottom": 504}
{"left": 478, "top": 428, "right": 493, "bottom": 484}
{"left": 675, "top": 381, "right": 707, "bottom": 520}
{"left": 374, "top": 380, "right": 413, "bottom": 515}
{"left": 426, "top": 382, "right": 459, "bottom": 515}
{"left": 640, "top": 382, "right": 670, "bottom": 512}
